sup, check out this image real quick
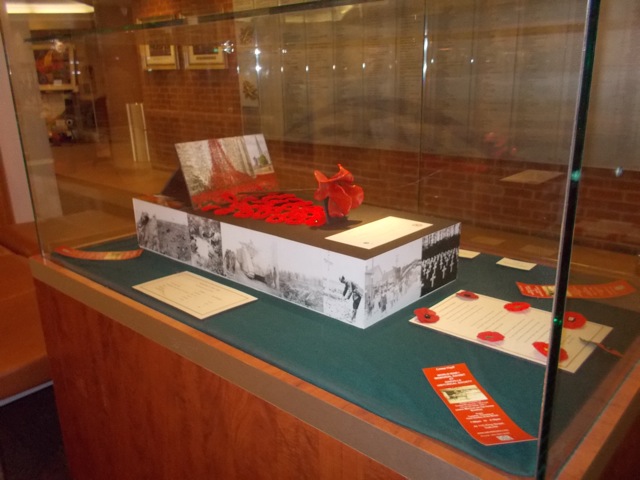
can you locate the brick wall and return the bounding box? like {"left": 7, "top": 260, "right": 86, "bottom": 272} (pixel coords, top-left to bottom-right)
{"left": 134, "top": 0, "right": 240, "bottom": 169}
{"left": 269, "top": 140, "right": 640, "bottom": 255}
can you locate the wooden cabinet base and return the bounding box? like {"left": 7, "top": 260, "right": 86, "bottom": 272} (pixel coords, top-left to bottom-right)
{"left": 31, "top": 257, "right": 639, "bottom": 480}
{"left": 36, "top": 280, "right": 403, "bottom": 480}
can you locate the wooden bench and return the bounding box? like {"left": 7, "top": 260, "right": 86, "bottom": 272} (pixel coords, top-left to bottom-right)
{"left": 0, "top": 224, "right": 50, "bottom": 406}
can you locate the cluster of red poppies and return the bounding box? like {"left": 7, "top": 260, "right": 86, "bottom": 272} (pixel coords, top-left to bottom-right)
{"left": 200, "top": 192, "right": 328, "bottom": 227}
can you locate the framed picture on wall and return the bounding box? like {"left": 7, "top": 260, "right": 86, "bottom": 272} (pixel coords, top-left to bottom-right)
{"left": 33, "top": 43, "right": 77, "bottom": 91}
{"left": 183, "top": 43, "right": 228, "bottom": 70}
{"left": 138, "top": 16, "right": 179, "bottom": 71}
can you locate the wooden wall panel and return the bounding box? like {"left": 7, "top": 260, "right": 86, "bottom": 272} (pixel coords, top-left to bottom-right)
{"left": 34, "top": 280, "right": 404, "bottom": 480}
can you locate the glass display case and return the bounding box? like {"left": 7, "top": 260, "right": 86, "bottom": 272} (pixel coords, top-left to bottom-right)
{"left": 1, "top": 0, "right": 638, "bottom": 478}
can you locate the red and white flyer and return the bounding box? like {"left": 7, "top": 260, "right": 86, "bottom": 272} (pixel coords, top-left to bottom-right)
{"left": 516, "top": 280, "right": 635, "bottom": 299}
{"left": 423, "top": 363, "right": 536, "bottom": 446}
{"left": 54, "top": 246, "right": 143, "bottom": 261}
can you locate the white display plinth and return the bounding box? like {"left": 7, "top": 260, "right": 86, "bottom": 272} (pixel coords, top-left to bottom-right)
{"left": 133, "top": 197, "right": 460, "bottom": 328}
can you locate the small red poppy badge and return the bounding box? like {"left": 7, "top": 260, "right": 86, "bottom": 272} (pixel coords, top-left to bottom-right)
{"left": 456, "top": 290, "right": 479, "bottom": 300}
{"left": 504, "top": 301, "right": 531, "bottom": 312}
{"left": 533, "top": 342, "right": 569, "bottom": 362}
{"left": 414, "top": 307, "right": 440, "bottom": 324}
{"left": 477, "top": 331, "right": 505, "bottom": 343}
{"left": 563, "top": 311, "right": 587, "bottom": 329}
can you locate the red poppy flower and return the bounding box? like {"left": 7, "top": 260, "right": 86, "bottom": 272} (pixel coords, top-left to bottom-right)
{"left": 200, "top": 203, "right": 217, "bottom": 212}
{"left": 533, "top": 342, "right": 569, "bottom": 362}
{"left": 477, "top": 331, "right": 505, "bottom": 343}
{"left": 284, "top": 212, "right": 306, "bottom": 225}
{"left": 213, "top": 207, "right": 235, "bottom": 216}
{"left": 265, "top": 214, "right": 285, "bottom": 223}
{"left": 504, "top": 301, "right": 531, "bottom": 312}
{"left": 414, "top": 307, "right": 439, "bottom": 323}
{"left": 563, "top": 311, "right": 587, "bottom": 329}
{"left": 456, "top": 290, "right": 479, "bottom": 300}
{"left": 305, "top": 214, "right": 326, "bottom": 227}
{"left": 314, "top": 164, "right": 364, "bottom": 218}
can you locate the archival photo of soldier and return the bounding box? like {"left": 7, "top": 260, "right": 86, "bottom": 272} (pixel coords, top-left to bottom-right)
{"left": 323, "top": 252, "right": 365, "bottom": 325}
{"left": 365, "top": 239, "right": 422, "bottom": 324}
{"left": 134, "top": 198, "right": 191, "bottom": 263}
{"left": 222, "top": 225, "right": 279, "bottom": 295}
{"left": 134, "top": 198, "right": 163, "bottom": 252}
{"left": 135, "top": 210, "right": 159, "bottom": 252}
{"left": 188, "top": 215, "right": 223, "bottom": 275}
{"left": 420, "top": 224, "right": 460, "bottom": 296}
{"left": 277, "top": 239, "right": 324, "bottom": 312}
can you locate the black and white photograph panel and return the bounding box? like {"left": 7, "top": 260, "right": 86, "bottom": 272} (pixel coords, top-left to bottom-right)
{"left": 187, "top": 214, "right": 223, "bottom": 275}
{"left": 365, "top": 239, "right": 422, "bottom": 325}
{"left": 218, "top": 135, "right": 256, "bottom": 179}
{"left": 242, "top": 134, "right": 274, "bottom": 175}
{"left": 420, "top": 223, "right": 461, "bottom": 296}
{"left": 136, "top": 211, "right": 158, "bottom": 250}
{"left": 323, "top": 252, "right": 366, "bottom": 326}
{"left": 174, "top": 139, "right": 213, "bottom": 198}
{"left": 221, "top": 225, "right": 280, "bottom": 295}
{"left": 155, "top": 207, "right": 191, "bottom": 263}
{"left": 277, "top": 239, "right": 324, "bottom": 313}
{"left": 134, "top": 199, "right": 160, "bottom": 252}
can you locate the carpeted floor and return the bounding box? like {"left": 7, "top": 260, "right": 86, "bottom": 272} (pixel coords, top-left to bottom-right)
{"left": 0, "top": 387, "right": 71, "bottom": 480}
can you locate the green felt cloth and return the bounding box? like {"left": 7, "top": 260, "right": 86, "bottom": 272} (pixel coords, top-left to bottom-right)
{"left": 52, "top": 237, "right": 638, "bottom": 476}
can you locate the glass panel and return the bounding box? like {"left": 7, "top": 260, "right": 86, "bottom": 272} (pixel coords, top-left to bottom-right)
{"left": 546, "top": 0, "right": 640, "bottom": 476}
{"left": 1, "top": 0, "right": 638, "bottom": 477}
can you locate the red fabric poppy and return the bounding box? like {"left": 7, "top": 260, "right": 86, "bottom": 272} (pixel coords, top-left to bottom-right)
{"left": 265, "top": 214, "right": 285, "bottom": 223}
{"left": 477, "top": 331, "right": 505, "bottom": 343}
{"left": 563, "top": 311, "right": 587, "bottom": 329}
{"left": 284, "top": 212, "right": 306, "bottom": 225}
{"left": 504, "top": 301, "right": 531, "bottom": 312}
{"left": 251, "top": 207, "right": 272, "bottom": 220}
{"left": 533, "top": 342, "right": 569, "bottom": 362}
{"left": 305, "top": 214, "right": 326, "bottom": 227}
{"left": 200, "top": 203, "right": 217, "bottom": 212}
{"left": 414, "top": 307, "right": 439, "bottom": 323}
{"left": 213, "top": 207, "right": 235, "bottom": 216}
{"left": 201, "top": 191, "right": 330, "bottom": 227}
{"left": 313, "top": 164, "right": 364, "bottom": 218}
{"left": 456, "top": 290, "right": 479, "bottom": 300}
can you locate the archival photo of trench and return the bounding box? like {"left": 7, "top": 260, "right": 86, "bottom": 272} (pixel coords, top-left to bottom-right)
{"left": 157, "top": 219, "right": 191, "bottom": 263}
{"left": 276, "top": 239, "right": 324, "bottom": 313}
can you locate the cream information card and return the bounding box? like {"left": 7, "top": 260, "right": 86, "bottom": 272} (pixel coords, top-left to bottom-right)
{"left": 134, "top": 271, "right": 256, "bottom": 319}
{"left": 326, "top": 216, "right": 432, "bottom": 249}
{"left": 411, "top": 291, "right": 612, "bottom": 373}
